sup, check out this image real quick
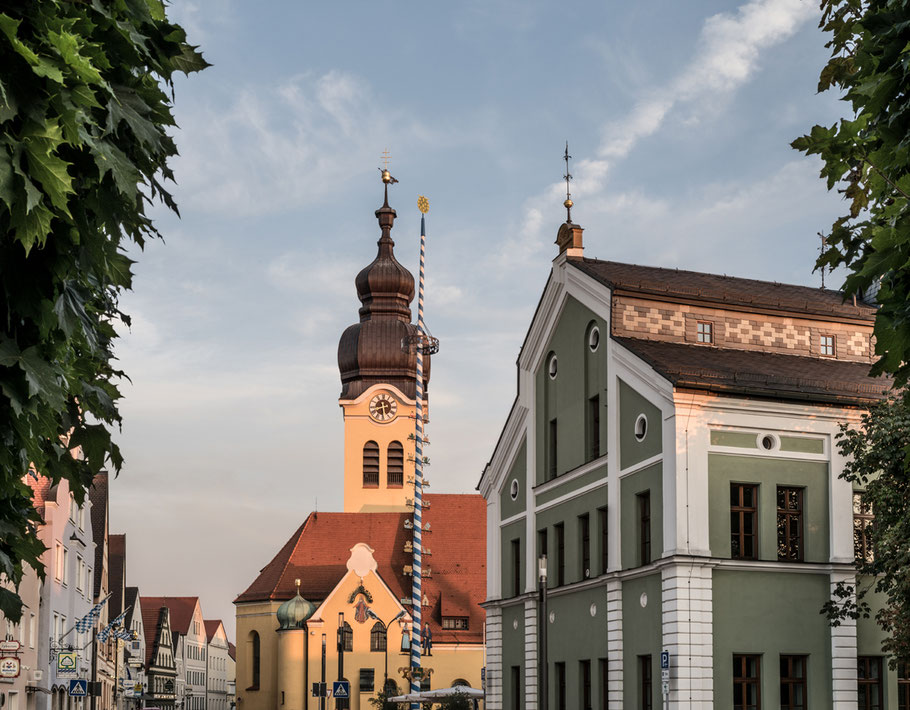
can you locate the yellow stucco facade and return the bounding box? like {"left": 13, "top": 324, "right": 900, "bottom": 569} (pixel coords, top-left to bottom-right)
{"left": 236, "top": 545, "right": 483, "bottom": 710}
{"left": 340, "top": 384, "right": 423, "bottom": 513}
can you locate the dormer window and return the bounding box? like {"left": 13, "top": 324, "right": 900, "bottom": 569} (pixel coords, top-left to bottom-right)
{"left": 441, "top": 617, "right": 468, "bottom": 630}
{"left": 696, "top": 321, "right": 713, "bottom": 344}
{"left": 820, "top": 334, "right": 835, "bottom": 357}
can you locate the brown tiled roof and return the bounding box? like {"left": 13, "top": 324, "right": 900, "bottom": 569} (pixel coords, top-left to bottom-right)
{"left": 614, "top": 336, "right": 890, "bottom": 405}
{"left": 142, "top": 597, "right": 198, "bottom": 636}
{"left": 26, "top": 475, "right": 52, "bottom": 517}
{"left": 124, "top": 587, "right": 139, "bottom": 629}
{"left": 203, "top": 619, "right": 224, "bottom": 642}
{"left": 234, "top": 494, "right": 486, "bottom": 645}
{"left": 571, "top": 259, "right": 876, "bottom": 321}
{"left": 228, "top": 642, "right": 236, "bottom": 661}
{"left": 140, "top": 602, "right": 168, "bottom": 668}
{"left": 109, "top": 534, "right": 126, "bottom": 616}
{"left": 89, "top": 472, "right": 109, "bottom": 598}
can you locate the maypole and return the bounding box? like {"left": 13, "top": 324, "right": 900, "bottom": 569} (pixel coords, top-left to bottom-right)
{"left": 409, "top": 193, "right": 432, "bottom": 703}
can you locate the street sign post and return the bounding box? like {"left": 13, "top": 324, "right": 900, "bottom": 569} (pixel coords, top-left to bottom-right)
{"left": 332, "top": 681, "right": 349, "bottom": 700}
{"left": 68, "top": 680, "right": 88, "bottom": 697}
{"left": 0, "top": 657, "right": 20, "bottom": 679}
{"left": 660, "top": 650, "right": 670, "bottom": 670}
{"left": 56, "top": 652, "right": 78, "bottom": 677}
{"left": 311, "top": 682, "right": 327, "bottom": 698}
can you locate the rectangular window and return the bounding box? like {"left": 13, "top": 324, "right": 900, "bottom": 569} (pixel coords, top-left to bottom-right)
{"left": 511, "top": 666, "right": 522, "bottom": 710}
{"left": 441, "top": 617, "right": 469, "bottom": 630}
{"left": 359, "top": 668, "right": 374, "bottom": 692}
{"left": 697, "top": 321, "right": 713, "bottom": 344}
{"left": 555, "top": 662, "right": 566, "bottom": 710}
{"left": 898, "top": 661, "right": 910, "bottom": 710}
{"left": 580, "top": 514, "right": 591, "bottom": 579}
{"left": 820, "top": 334, "right": 836, "bottom": 357}
{"left": 511, "top": 538, "right": 521, "bottom": 596}
{"left": 29, "top": 614, "right": 35, "bottom": 649}
{"left": 599, "top": 507, "right": 608, "bottom": 574}
{"left": 538, "top": 528, "right": 548, "bottom": 563}
{"left": 733, "top": 654, "right": 760, "bottom": 710}
{"left": 638, "top": 492, "right": 651, "bottom": 566}
{"left": 730, "top": 484, "right": 758, "bottom": 560}
{"left": 580, "top": 659, "right": 592, "bottom": 710}
{"left": 858, "top": 657, "right": 883, "bottom": 710}
{"left": 780, "top": 655, "right": 806, "bottom": 709}
{"left": 55, "top": 543, "right": 64, "bottom": 581}
{"left": 599, "top": 657, "right": 608, "bottom": 710}
{"left": 587, "top": 395, "right": 600, "bottom": 461}
{"left": 555, "top": 523, "right": 565, "bottom": 586}
{"left": 638, "top": 655, "right": 652, "bottom": 710}
{"left": 549, "top": 419, "right": 558, "bottom": 479}
{"left": 854, "top": 492, "right": 874, "bottom": 564}
{"left": 777, "top": 487, "right": 803, "bottom": 561}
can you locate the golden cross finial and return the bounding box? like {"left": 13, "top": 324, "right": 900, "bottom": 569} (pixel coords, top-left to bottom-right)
{"left": 381, "top": 149, "right": 391, "bottom": 171}
{"left": 563, "top": 141, "right": 574, "bottom": 223}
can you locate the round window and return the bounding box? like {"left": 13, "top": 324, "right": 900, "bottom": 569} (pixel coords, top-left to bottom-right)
{"left": 588, "top": 325, "right": 600, "bottom": 352}
{"left": 759, "top": 434, "right": 778, "bottom": 451}
{"left": 548, "top": 354, "right": 558, "bottom": 379}
{"left": 634, "top": 414, "right": 648, "bottom": 442}
{"left": 509, "top": 479, "right": 519, "bottom": 501}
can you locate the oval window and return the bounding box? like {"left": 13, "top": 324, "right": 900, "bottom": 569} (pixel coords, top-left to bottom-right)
{"left": 634, "top": 414, "right": 648, "bottom": 442}
{"left": 588, "top": 325, "right": 600, "bottom": 352}
{"left": 509, "top": 479, "right": 519, "bottom": 501}
{"left": 759, "top": 434, "right": 778, "bottom": 451}
{"left": 548, "top": 354, "right": 558, "bottom": 380}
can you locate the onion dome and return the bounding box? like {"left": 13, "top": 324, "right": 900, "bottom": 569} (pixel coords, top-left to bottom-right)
{"left": 276, "top": 580, "right": 315, "bottom": 630}
{"left": 338, "top": 185, "right": 431, "bottom": 400}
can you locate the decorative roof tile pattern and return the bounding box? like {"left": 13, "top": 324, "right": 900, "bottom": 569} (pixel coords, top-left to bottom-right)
{"left": 614, "top": 336, "right": 890, "bottom": 405}
{"left": 234, "top": 494, "right": 485, "bottom": 644}
{"left": 572, "top": 259, "right": 876, "bottom": 321}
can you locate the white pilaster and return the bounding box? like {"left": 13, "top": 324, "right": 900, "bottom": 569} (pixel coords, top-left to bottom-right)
{"left": 606, "top": 579, "right": 623, "bottom": 709}
{"left": 830, "top": 572, "right": 858, "bottom": 708}
{"left": 524, "top": 599, "right": 539, "bottom": 710}
{"left": 661, "top": 562, "right": 714, "bottom": 708}
{"left": 485, "top": 606, "right": 503, "bottom": 710}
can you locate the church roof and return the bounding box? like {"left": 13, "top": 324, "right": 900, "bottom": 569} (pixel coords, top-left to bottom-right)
{"left": 615, "top": 336, "right": 890, "bottom": 405}
{"left": 142, "top": 596, "right": 199, "bottom": 636}
{"left": 234, "top": 493, "right": 486, "bottom": 644}
{"left": 571, "top": 259, "right": 876, "bottom": 321}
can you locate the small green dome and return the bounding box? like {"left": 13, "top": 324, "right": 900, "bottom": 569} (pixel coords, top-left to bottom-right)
{"left": 277, "top": 584, "right": 315, "bottom": 630}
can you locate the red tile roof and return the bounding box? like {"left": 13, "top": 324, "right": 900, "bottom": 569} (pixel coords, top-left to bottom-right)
{"left": 234, "top": 494, "right": 486, "bottom": 644}
{"left": 571, "top": 259, "right": 877, "bottom": 321}
{"left": 228, "top": 642, "right": 236, "bottom": 661}
{"left": 89, "top": 472, "right": 109, "bottom": 598}
{"left": 140, "top": 602, "right": 168, "bottom": 668}
{"left": 615, "top": 336, "right": 890, "bottom": 405}
{"left": 203, "top": 619, "right": 224, "bottom": 642}
{"left": 142, "top": 597, "right": 199, "bottom": 636}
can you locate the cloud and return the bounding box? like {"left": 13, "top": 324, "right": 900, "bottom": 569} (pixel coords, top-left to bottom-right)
{"left": 509, "top": 0, "right": 817, "bottom": 254}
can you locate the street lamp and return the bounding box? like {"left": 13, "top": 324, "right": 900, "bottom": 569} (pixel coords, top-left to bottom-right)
{"left": 366, "top": 609, "right": 406, "bottom": 694}
{"left": 538, "top": 555, "right": 548, "bottom": 710}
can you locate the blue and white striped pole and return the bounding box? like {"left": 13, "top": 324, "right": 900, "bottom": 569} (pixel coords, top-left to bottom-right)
{"left": 410, "top": 201, "right": 429, "bottom": 704}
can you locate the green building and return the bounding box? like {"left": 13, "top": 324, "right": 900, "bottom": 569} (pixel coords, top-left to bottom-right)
{"left": 478, "top": 218, "right": 895, "bottom": 708}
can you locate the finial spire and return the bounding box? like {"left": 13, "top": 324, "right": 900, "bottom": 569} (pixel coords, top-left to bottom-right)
{"left": 295, "top": 578, "right": 301, "bottom": 594}
{"left": 563, "top": 141, "right": 574, "bottom": 223}
{"left": 818, "top": 231, "right": 827, "bottom": 288}
{"left": 379, "top": 150, "right": 399, "bottom": 207}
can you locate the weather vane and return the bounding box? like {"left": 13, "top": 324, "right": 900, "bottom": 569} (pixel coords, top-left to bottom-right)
{"left": 563, "top": 141, "right": 573, "bottom": 223}
{"left": 379, "top": 149, "right": 398, "bottom": 185}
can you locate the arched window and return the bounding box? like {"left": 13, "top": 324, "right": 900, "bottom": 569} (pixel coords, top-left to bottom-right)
{"left": 387, "top": 441, "right": 404, "bottom": 487}
{"left": 363, "top": 441, "right": 379, "bottom": 487}
{"left": 370, "top": 622, "right": 387, "bottom": 652}
{"left": 343, "top": 621, "right": 353, "bottom": 652}
{"left": 384, "top": 679, "right": 399, "bottom": 696}
{"left": 249, "top": 630, "right": 260, "bottom": 689}
{"left": 452, "top": 678, "right": 470, "bottom": 688}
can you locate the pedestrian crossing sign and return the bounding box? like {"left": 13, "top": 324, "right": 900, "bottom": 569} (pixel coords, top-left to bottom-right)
{"left": 68, "top": 680, "right": 88, "bottom": 697}
{"left": 332, "top": 681, "right": 350, "bottom": 699}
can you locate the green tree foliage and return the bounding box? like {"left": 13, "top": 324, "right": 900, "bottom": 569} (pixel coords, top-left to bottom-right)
{"left": 821, "top": 392, "right": 910, "bottom": 664}
{"left": 0, "top": 0, "right": 206, "bottom": 620}
{"left": 792, "top": 0, "right": 910, "bottom": 385}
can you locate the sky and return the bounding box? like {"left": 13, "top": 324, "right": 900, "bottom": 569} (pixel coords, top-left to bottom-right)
{"left": 108, "top": 0, "right": 850, "bottom": 640}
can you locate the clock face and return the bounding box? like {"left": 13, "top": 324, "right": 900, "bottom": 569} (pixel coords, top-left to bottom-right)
{"left": 369, "top": 392, "right": 398, "bottom": 422}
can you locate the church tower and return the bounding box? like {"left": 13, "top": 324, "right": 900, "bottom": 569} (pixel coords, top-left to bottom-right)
{"left": 336, "top": 182, "right": 430, "bottom": 512}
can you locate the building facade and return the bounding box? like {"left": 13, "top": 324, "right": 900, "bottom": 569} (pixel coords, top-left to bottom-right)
{"left": 479, "top": 216, "right": 894, "bottom": 708}
{"left": 141, "top": 605, "right": 177, "bottom": 710}
{"left": 204, "top": 621, "right": 230, "bottom": 710}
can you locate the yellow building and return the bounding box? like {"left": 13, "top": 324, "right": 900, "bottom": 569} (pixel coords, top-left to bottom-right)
{"left": 234, "top": 185, "right": 486, "bottom": 710}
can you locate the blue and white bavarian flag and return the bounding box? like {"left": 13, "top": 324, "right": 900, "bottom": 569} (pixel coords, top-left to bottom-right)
{"left": 98, "top": 608, "right": 129, "bottom": 643}
{"left": 74, "top": 596, "right": 110, "bottom": 634}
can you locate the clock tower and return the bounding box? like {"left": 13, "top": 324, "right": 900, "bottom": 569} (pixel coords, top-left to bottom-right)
{"left": 336, "top": 185, "right": 430, "bottom": 512}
